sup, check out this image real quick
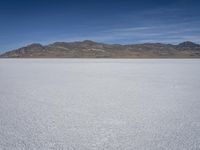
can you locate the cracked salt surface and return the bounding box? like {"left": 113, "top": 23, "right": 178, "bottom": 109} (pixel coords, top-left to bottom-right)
{"left": 0, "top": 59, "right": 200, "bottom": 150}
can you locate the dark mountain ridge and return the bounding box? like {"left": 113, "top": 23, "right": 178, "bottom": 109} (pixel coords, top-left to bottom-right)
{"left": 1, "top": 40, "right": 200, "bottom": 58}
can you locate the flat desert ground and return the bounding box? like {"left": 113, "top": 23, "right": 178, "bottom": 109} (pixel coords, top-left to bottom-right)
{"left": 0, "top": 59, "right": 200, "bottom": 150}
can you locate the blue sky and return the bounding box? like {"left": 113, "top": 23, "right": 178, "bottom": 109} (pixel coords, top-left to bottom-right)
{"left": 0, "top": 0, "right": 200, "bottom": 51}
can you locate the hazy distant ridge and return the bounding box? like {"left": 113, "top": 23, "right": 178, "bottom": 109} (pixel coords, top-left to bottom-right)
{"left": 1, "top": 40, "right": 200, "bottom": 58}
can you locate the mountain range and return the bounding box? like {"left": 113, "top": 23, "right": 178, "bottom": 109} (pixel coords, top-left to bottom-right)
{"left": 1, "top": 40, "right": 200, "bottom": 58}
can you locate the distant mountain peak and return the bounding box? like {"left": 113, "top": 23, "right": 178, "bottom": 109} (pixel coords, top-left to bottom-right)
{"left": 80, "top": 40, "right": 98, "bottom": 46}
{"left": 178, "top": 41, "right": 200, "bottom": 47}
{"left": 82, "top": 40, "right": 96, "bottom": 43}
{"left": 19, "top": 43, "right": 44, "bottom": 50}
{"left": 26, "top": 43, "right": 43, "bottom": 47}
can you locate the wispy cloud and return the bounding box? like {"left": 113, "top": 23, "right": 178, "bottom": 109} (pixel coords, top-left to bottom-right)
{"left": 1, "top": 2, "right": 200, "bottom": 51}
{"left": 84, "top": 25, "right": 199, "bottom": 44}
{"left": 62, "top": 5, "right": 200, "bottom": 44}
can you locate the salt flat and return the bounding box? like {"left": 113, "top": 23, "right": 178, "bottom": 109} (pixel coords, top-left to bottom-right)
{"left": 0, "top": 59, "right": 200, "bottom": 150}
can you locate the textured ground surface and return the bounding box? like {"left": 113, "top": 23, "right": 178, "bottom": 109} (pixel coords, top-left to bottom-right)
{"left": 0, "top": 59, "right": 200, "bottom": 150}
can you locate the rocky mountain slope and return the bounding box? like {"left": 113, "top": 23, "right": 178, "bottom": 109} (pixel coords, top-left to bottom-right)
{"left": 1, "top": 40, "right": 200, "bottom": 58}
